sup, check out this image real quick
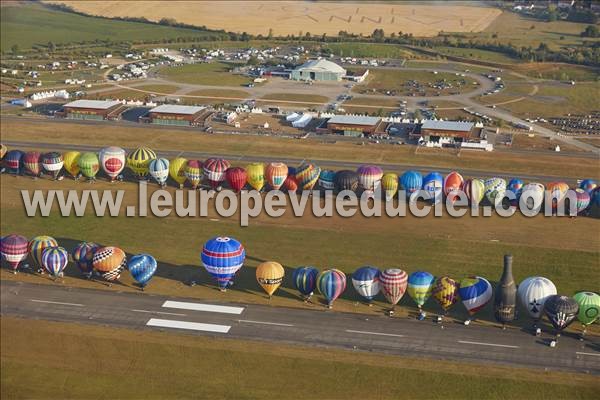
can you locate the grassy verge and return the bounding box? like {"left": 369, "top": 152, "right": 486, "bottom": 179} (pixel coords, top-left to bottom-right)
{"left": 157, "top": 62, "right": 252, "bottom": 87}
{"left": 260, "top": 93, "right": 329, "bottom": 103}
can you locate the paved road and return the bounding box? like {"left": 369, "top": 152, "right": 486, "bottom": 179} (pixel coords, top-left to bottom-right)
{"left": 2, "top": 280, "right": 599, "bottom": 373}
{"left": 3, "top": 139, "right": 597, "bottom": 184}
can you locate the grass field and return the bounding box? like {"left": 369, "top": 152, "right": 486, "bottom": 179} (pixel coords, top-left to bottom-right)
{"left": 433, "top": 46, "right": 519, "bottom": 64}
{"left": 260, "top": 93, "right": 329, "bottom": 104}
{"left": 3, "top": 318, "right": 598, "bottom": 399}
{"left": 513, "top": 63, "right": 600, "bottom": 82}
{"left": 129, "top": 84, "right": 181, "bottom": 94}
{"left": 158, "top": 62, "right": 252, "bottom": 87}
{"left": 185, "top": 88, "right": 250, "bottom": 98}
{"left": 323, "top": 43, "right": 415, "bottom": 59}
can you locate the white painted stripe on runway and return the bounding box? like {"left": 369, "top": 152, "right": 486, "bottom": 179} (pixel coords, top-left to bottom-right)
{"left": 131, "top": 309, "right": 187, "bottom": 317}
{"left": 238, "top": 319, "right": 294, "bottom": 327}
{"left": 162, "top": 300, "right": 244, "bottom": 314}
{"left": 31, "top": 299, "right": 84, "bottom": 307}
{"left": 576, "top": 352, "right": 600, "bottom": 357}
{"left": 458, "top": 340, "right": 519, "bottom": 349}
{"left": 146, "top": 318, "right": 231, "bottom": 333}
{"left": 346, "top": 330, "right": 404, "bottom": 338}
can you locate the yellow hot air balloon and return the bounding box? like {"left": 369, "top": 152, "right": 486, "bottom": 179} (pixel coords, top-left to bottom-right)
{"left": 381, "top": 172, "right": 399, "bottom": 200}
{"left": 169, "top": 157, "right": 188, "bottom": 188}
{"left": 432, "top": 276, "right": 460, "bottom": 312}
{"left": 0, "top": 144, "right": 7, "bottom": 160}
{"left": 246, "top": 162, "right": 265, "bottom": 191}
{"left": 256, "top": 261, "right": 285, "bottom": 298}
{"left": 63, "top": 151, "right": 81, "bottom": 179}
{"left": 127, "top": 147, "right": 157, "bottom": 178}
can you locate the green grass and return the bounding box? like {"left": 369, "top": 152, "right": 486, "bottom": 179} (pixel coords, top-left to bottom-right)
{"left": 323, "top": 43, "right": 414, "bottom": 59}
{"left": 354, "top": 69, "right": 476, "bottom": 95}
{"left": 433, "top": 46, "right": 519, "bottom": 64}
{"left": 0, "top": 3, "right": 217, "bottom": 52}
{"left": 186, "top": 88, "right": 250, "bottom": 98}
{"left": 3, "top": 318, "right": 598, "bottom": 400}
{"left": 261, "top": 93, "right": 329, "bottom": 103}
{"left": 158, "top": 62, "right": 252, "bottom": 87}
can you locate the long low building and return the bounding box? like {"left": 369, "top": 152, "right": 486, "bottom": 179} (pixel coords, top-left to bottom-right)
{"left": 317, "top": 115, "right": 387, "bottom": 137}
{"left": 414, "top": 120, "right": 476, "bottom": 142}
{"left": 60, "top": 99, "right": 126, "bottom": 120}
{"left": 143, "top": 104, "right": 209, "bottom": 126}
{"left": 291, "top": 59, "right": 346, "bottom": 82}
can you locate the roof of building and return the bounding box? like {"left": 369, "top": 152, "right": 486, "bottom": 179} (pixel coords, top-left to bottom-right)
{"left": 327, "top": 115, "right": 381, "bottom": 126}
{"left": 149, "top": 104, "right": 205, "bottom": 115}
{"left": 295, "top": 59, "right": 346, "bottom": 74}
{"left": 64, "top": 100, "right": 122, "bottom": 109}
{"left": 421, "top": 120, "right": 474, "bottom": 132}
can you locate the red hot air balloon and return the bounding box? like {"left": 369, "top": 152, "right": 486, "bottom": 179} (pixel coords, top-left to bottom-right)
{"left": 23, "top": 151, "right": 43, "bottom": 177}
{"left": 1, "top": 234, "right": 29, "bottom": 273}
{"left": 226, "top": 167, "right": 247, "bottom": 192}
{"left": 283, "top": 174, "right": 298, "bottom": 192}
{"left": 203, "top": 158, "right": 231, "bottom": 189}
{"left": 443, "top": 171, "right": 464, "bottom": 203}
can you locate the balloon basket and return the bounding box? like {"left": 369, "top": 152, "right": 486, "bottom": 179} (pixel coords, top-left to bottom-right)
{"left": 535, "top": 327, "right": 542, "bottom": 337}
{"left": 436, "top": 315, "right": 443, "bottom": 324}
{"left": 464, "top": 319, "right": 471, "bottom": 326}
{"left": 549, "top": 340, "right": 557, "bottom": 348}
{"left": 417, "top": 312, "right": 426, "bottom": 321}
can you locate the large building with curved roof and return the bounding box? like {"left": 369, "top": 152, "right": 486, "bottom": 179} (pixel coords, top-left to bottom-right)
{"left": 291, "top": 59, "right": 346, "bottom": 81}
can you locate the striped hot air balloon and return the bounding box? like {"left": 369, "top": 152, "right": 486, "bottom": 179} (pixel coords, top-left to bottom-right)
{"left": 28, "top": 235, "right": 58, "bottom": 272}
{"left": 128, "top": 254, "right": 158, "bottom": 289}
{"left": 356, "top": 165, "right": 383, "bottom": 194}
{"left": 185, "top": 160, "right": 203, "bottom": 189}
{"left": 422, "top": 172, "right": 443, "bottom": 204}
{"left": 4, "top": 150, "right": 24, "bottom": 174}
{"left": 407, "top": 271, "right": 435, "bottom": 312}
{"left": 1, "top": 234, "right": 28, "bottom": 272}
{"left": 201, "top": 237, "right": 245, "bottom": 290}
{"left": 78, "top": 152, "right": 100, "bottom": 180}
{"left": 443, "top": 171, "right": 464, "bottom": 202}
{"left": 149, "top": 158, "right": 170, "bottom": 187}
{"left": 203, "top": 158, "right": 231, "bottom": 189}
{"left": 256, "top": 261, "right": 285, "bottom": 298}
{"left": 72, "top": 242, "right": 100, "bottom": 278}
{"left": 246, "top": 163, "right": 265, "bottom": 191}
{"left": 317, "top": 269, "right": 346, "bottom": 308}
{"left": 334, "top": 170, "right": 359, "bottom": 193}
{"left": 381, "top": 172, "right": 399, "bottom": 201}
{"left": 226, "top": 167, "right": 247, "bottom": 192}
{"left": 127, "top": 147, "right": 157, "bottom": 178}
{"left": 380, "top": 268, "right": 408, "bottom": 309}
{"left": 296, "top": 163, "right": 321, "bottom": 191}
{"left": 352, "top": 266, "right": 381, "bottom": 302}
{"left": 62, "top": 151, "right": 81, "bottom": 179}
{"left": 23, "top": 151, "right": 43, "bottom": 177}
{"left": 41, "top": 152, "right": 64, "bottom": 180}
{"left": 400, "top": 170, "right": 423, "bottom": 199}
{"left": 459, "top": 276, "right": 493, "bottom": 319}
{"left": 318, "top": 169, "right": 336, "bottom": 191}
{"left": 292, "top": 266, "right": 319, "bottom": 299}
{"left": 99, "top": 146, "right": 126, "bottom": 182}
{"left": 265, "top": 162, "right": 288, "bottom": 190}
{"left": 575, "top": 188, "right": 591, "bottom": 215}
{"left": 462, "top": 178, "right": 485, "bottom": 206}
{"left": 92, "top": 246, "right": 127, "bottom": 282}
{"left": 169, "top": 157, "right": 188, "bottom": 188}
{"left": 41, "top": 246, "right": 69, "bottom": 277}
{"left": 432, "top": 276, "right": 459, "bottom": 314}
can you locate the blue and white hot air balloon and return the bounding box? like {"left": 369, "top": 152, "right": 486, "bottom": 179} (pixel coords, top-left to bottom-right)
{"left": 128, "top": 254, "right": 158, "bottom": 289}
{"left": 292, "top": 266, "right": 319, "bottom": 300}
{"left": 41, "top": 246, "right": 69, "bottom": 278}
{"left": 351, "top": 266, "right": 381, "bottom": 302}
{"left": 400, "top": 170, "right": 423, "bottom": 199}
{"left": 422, "top": 172, "right": 443, "bottom": 203}
{"left": 318, "top": 169, "right": 336, "bottom": 190}
{"left": 579, "top": 179, "right": 597, "bottom": 195}
{"left": 459, "top": 276, "right": 493, "bottom": 324}
{"left": 149, "top": 158, "right": 170, "bottom": 187}
{"left": 201, "top": 237, "right": 245, "bottom": 291}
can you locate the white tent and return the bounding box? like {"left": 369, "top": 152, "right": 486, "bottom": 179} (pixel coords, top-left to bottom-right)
{"left": 292, "top": 114, "right": 312, "bottom": 128}
{"left": 286, "top": 112, "right": 301, "bottom": 122}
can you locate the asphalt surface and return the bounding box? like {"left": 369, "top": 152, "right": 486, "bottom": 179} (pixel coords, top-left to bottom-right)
{"left": 2, "top": 280, "right": 599, "bottom": 374}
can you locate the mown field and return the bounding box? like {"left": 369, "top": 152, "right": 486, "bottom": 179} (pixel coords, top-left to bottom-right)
{"left": 322, "top": 43, "right": 415, "bottom": 59}
{"left": 260, "top": 93, "right": 329, "bottom": 104}
{"left": 3, "top": 318, "right": 598, "bottom": 400}
{"left": 433, "top": 46, "right": 519, "bottom": 64}
{"left": 158, "top": 62, "right": 252, "bottom": 87}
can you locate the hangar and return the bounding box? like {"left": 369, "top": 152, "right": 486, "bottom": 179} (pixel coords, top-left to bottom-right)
{"left": 317, "top": 115, "right": 387, "bottom": 137}
{"left": 144, "top": 104, "right": 209, "bottom": 126}
{"left": 290, "top": 59, "right": 346, "bottom": 82}
{"left": 61, "top": 99, "right": 126, "bottom": 120}
{"left": 416, "top": 120, "right": 475, "bottom": 142}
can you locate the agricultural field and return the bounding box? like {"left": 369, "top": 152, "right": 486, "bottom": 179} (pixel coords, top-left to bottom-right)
{"left": 185, "top": 88, "right": 250, "bottom": 99}
{"left": 322, "top": 43, "right": 415, "bottom": 59}
{"left": 46, "top": 1, "right": 502, "bottom": 37}
{"left": 157, "top": 62, "right": 253, "bottom": 87}
{"left": 432, "top": 46, "right": 519, "bottom": 65}
{"left": 260, "top": 93, "right": 329, "bottom": 104}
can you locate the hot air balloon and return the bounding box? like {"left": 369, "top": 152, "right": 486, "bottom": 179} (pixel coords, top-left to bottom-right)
{"left": 1, "top": 234, "right": 28, "bottom": 273}
{"left": 507, "top": 178, "right": 524, "bottom": 205}
{"left": 318, "top": 169, "right": 336, "bottom": 191}
{"left": 0, "top": 143, "right": 7, "bottom": 160}
{"left": 459, "top": 276, "right": 492, "bottom": 324}
{"left": 41, "top": 246, "right": 69, "bottom": 278}
{"left": 400, "top": 170, "right": 423, "bottom": 200}
{"left": 432, "top": 276, "right": 459, "bottom": 321}
{"left": 351, "top": 266, "right": 380, "bottom": 303}
{"left": 226, "top": 167, "right": 247, "bottom": 192}
{"left": 23, "top": 151, "right": 42, "bottom": 177}
{"left": 296, "top": 163, "right": 321, "bottom": 191}
{"left": 573, "top": 292, "right": 600, "bottom": 334}
{"left": 283, "top": 174, "right": 298, "bottom": 192}
{"left": 543, "top": 295, "right": 579, "bottom": 345}
{"left": 4, "top": 150, "right": 24, "bottom": 174}
{"left": 381, "top": 173, "right": 399, "bottom": 201}
{"left": 72, "top": 241, "right": 100, "bottom": 278}
{"left": 520, "top": 182, "right": 545, "bottom": 211}
{"left": 517, "top": 276, "right": 557, "bottom": 331}
{"left": 128, "top": 254, "right": 157, "bottom": 290}
{"left": 494, "top": 254, "right": 517, "bottom": 327}
{"left": 574, "top": 188, "right": 591, "bottom": 215}
{"left": 265, "top": 162, "right": 288, "bottom": 190}
{"left": 356, "top": 165, "right": 383, "bottom": 194}
{"left": 63, "top": 151, "right": 81, "bottom": 179}
{"left": 127, "top": 147, "right": 157, "bottom": 179}
{"left": 99, "top": 146, "right": 126, "bottom": 182}
{"left": 407, "top": 271, "right": 435, "bottom": 319}
{"left": 169, "top": 157, "right": 188, "bottom": 188}
{"left": 380, "top": 268, "right": 408, "bottom": 314}
{"left": 317, "top": 269, "right": 346, "bottom": 308}
{"left": 78, "top": 152, "right": 100, "bottom": 181}
{"left": 41, "top": 152, "right": 64, "bottom": 180}
{"left": 28, "top": 235, "right": 58, "bottom": 273}
{"left": 204, "top": 158, "right": 231, "bottom": 189}
{"left": 593, "top": 187, "right": 600, "bottom": 208}
{"left": 246, "top": 163, "right": 265, "bottom": 191}
{"left": 579, "top": 179, "right": 597, "bottom": 195}
{"left": 443, "top": 171, "right": 464, "bottom": 202}
{"left": 484, "top": 177, "right": 507, "bottom": 206}
{"left": 334, "top": 170, "right": 359, "bottom": 193}
{"left": 149, "top": 158, "right": 170, "bottom": 187}
{"left": 201, "top": 236, "right": 245, "bottom": 291}
{"left": 92, "top": 246, "right": 127, "bottom": 282}
{"left": 185, "top": 160, "right": 203, "bottom": 189}
{"left": 546, "top": 181, "right": 570, "bottom": 212}
{"left": 462, "top": 178, "right": 485, "bottom": 207}
{"left": 422, "top": 172, "right": 443, "bottom": 204}
{"left": 292, "top": 266, "right": 319, "bottom": 300}
{"left": 256, "top": 261, "right": 285, "bottom": 298}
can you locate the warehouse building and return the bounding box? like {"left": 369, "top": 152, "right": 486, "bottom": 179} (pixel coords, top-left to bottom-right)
{"left": 412, "top": 120, "right": 476, "bottom": 142}
{"left": 291, "top": 59, "right": 346, "bottom": 82}
{"left": 317, "top": 115, "right": 386, "bottom": 137}
{"left": 61, "top": 99, "right": 126, "bottom": 120}
{"left": 143, "top": 104, "right": 209, "bottom": 126}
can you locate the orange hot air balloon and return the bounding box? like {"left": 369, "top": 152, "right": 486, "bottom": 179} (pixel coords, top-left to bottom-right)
{"left": 546, "top": 181, "right": 570, "bottom": 212}
{"left": 256, "top": 261, "right": 285, "bottom": 298}
{"left": 443, "top": 171, "right": 464, "bottom": 202}
{"left": 265, "top": 162, "right": 289, "bottom": 190}
{"left": 92, "top": 246, "right": 126, "bottom": 282}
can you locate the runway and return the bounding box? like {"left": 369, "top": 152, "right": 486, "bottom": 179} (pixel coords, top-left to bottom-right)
{"left": 2, "top": 280, "right": 599, "bottom": 374}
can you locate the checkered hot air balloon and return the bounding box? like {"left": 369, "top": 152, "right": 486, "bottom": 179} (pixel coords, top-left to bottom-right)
{"left": 265, "top": 162, "right": 288, "bottom": 190}
{"left": 127, "top": 147, "right": 157, "bottom": 178}
{"left": 149, "top": 158, "right": 170, "bottom": 187}
{"left": 5, "top": 150, "right": 24, "bottom": 174}
{"left": 380, "top": 268, "right": 408, "bottom": 307}
{"left": 28, "top": 235, "right": 58, "bottom": 271}
{"left": 203, "top": 158, "right": 231, "bottom": 189}
{"left": 72, "top": 242, "right": 100, "bottom": 278}
{"left": 201, "top": 236, "right": 245, "bottom": 290}
{"left": 41, "top": 246, "right": 69, "bottom": 277}
{"left": 41, "top": 152, "right": 64, "bottom": 180}
{"left": 23, "top": 151, "right": 43, "bottom": 177}
{"left": 296, "top": 162, "right": 321, "bottom": 191}
{"left": 185, "top": 160, "right": 203, "bottom": 189}
{"left": 292, "top": 266, "right": 319, "bottom": 299}
{"left": 128, "top": 254, "right": 157, "bottom": 289}
{"left": 99, "top": 146, "right": 126, "bottom": 182}
{"left": 432, "top": 276, "right": 460, "bottom": 313}
{"left": 226, "top": 167, "right": 247, "bottom": 192}
{"left": 459, "top": 276, "right": 493, "bottom": 316}
{"left": 352, "top": 266, "right": 381, "bottom": 302}
{"left": 92, "top": 246, "right": 127, "bottom": 282}
{"left": 1, "top": 234, "right": 28, "bottom": 272}
{"left": 317, "top": 269, "right": 346, "bottom": 308}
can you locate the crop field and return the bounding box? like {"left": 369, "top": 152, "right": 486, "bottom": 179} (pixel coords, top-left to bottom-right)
{"left": 157, "top": 62, "right": 253, "bottom": 87}
{"left": 46, "top": 1, "right": 502, "bottom": 38}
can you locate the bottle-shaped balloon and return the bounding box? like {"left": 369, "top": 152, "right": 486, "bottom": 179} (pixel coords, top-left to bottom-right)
{"left": 494, "top": 254, "right": 517, "bottom": 327}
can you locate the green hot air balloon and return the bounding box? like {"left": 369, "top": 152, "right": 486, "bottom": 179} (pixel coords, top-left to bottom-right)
{"left": 573, "top": 291, "right": 600, "bottom": 334}
{"left": 78, "top": 152, "right": 100, "bottom": 180}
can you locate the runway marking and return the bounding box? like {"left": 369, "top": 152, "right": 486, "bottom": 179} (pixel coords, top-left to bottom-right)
{"left": 576, "top": 352, "right": 600, "bottom": 357}
{"left": 131, "top": 309, "right": 187, "bottom": 317}
{"left": 238, "top": 319, "right": 294, "bottom": 327}
{"left": 346, "top": 330, "right": 405, "bottom": 338}
{"left": 162, "top": 300, "right": 244, "bottom": 315}
{"left": 146, "top": 318, "right": 231, "bottom": 333}
{"left": 30, "top": 299, "right": 84, "bottom": 307}
{"left": 458, "top": 340, "right": 519, "bottom": 349}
